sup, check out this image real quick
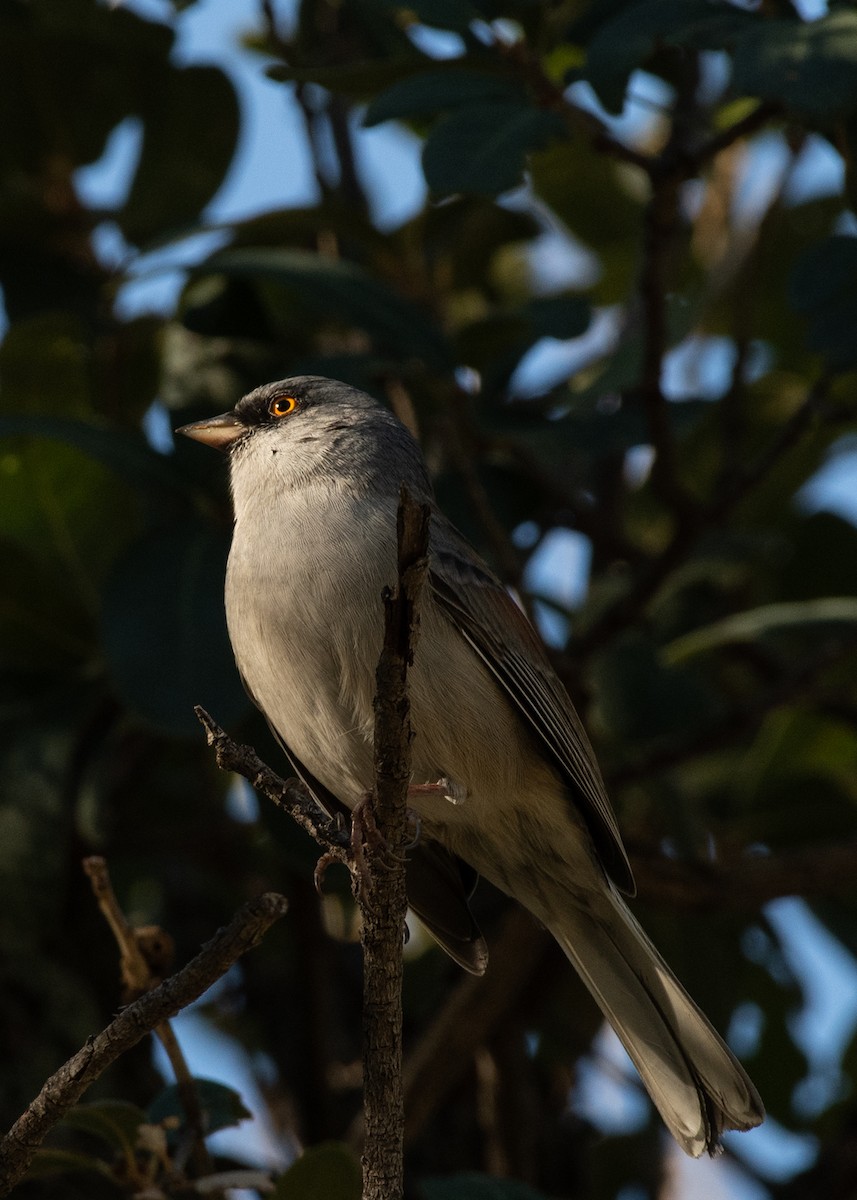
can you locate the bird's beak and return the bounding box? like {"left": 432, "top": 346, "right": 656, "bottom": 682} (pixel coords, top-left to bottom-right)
{"left": 176, "top": 412, "right": 245, "bottom": 451}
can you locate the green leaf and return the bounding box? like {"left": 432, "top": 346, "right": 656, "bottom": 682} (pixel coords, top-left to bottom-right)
{"left": 148, "top": 1079, "right": 251, "bottom": 1135}
{"left": 61, "top": 1100, "right": 147, "bottom": 1159}
{"left": 101, "top": 518, "right": 249, "bottom": 736}
{"left": 591, "top": 630, "right": 720, "bottom": 745}
{"left": 194, "top": 247, "right": 450, "bottom": 366}
{"left": 26, "top": 1148, "right": 116, "bottom": 1181}
{"left": 0, "top": 415, "right": 190, "bottom": 499}
{"left": 0, "top": 0, "right": 173, "bottom": 173}
{"left": 790, "top": 236, "right": 857, "bottom": 369}
{"left": 374, "top": 0, "right": 482, "bottom": 33}
{"left": 272, "top": 1142, "right": 361, "bottom": 1200}
{"left": 663, "top": 598, "right": 857, "bottom": 665}
{"left": 529, "top": 138, "right": 643, "bottom": 302}
{"left": 733, "top": 10, "right": 857, "bottom": 121}
{"left": 423, "top": 101, "right": 566, "bottom": 197}
{"left": 584, "top": 0, "right": 754, "bottom": 114}
{"left": 265, "top": 56, "right": 425, "bottom": 96}
{"left": 364, "top": 69, "right": 523, "bottom": 126}
{"left": 121, "top": 65, "right": 240, "bottom": 244}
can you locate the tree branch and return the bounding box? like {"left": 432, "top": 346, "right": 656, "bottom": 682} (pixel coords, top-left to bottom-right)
{"left": 360, "top": 486, "right": 430, "bottom": 1200}
{"left": 631, "top": 839, "right": 857, "bottom": 912}
{"left": 0, "top": 893, "right": 289, "bottom": 1198}
{"left": 83, "top": 856, "right": 215, "bottom": 1182}
{"left": 194, "top": 707, "right": 351, "bottom": 860}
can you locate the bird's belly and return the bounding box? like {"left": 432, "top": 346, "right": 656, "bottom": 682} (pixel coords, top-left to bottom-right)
{"left": 225, "top": 515, "right": 390, "bottom": 802}
{"left": 225, "top": 515, "right": 580, "bottom": 874}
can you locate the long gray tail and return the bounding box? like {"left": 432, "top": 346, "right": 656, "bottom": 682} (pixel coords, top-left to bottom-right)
{"left": 545, "top": 885, "right": 764, "bottom": 1156}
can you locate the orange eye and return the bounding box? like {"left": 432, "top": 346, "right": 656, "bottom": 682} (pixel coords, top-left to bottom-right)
{"left": 269, "top": 396, "right": 298, "bottom": 418}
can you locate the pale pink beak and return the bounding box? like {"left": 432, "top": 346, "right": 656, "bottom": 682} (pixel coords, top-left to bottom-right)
{"left": 176, "top": 412, "right": 245, "bottom": 451}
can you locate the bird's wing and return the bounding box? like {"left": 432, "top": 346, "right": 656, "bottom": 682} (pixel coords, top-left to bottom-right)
{"left": 429, "top": 514, "right": 635, "bottom": 896}
{"left": 239, "top": 672, "right": 488, "bottom": 974}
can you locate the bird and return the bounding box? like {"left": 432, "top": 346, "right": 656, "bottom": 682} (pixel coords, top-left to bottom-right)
{"left": 178, "top": 375, "right": 764, "bottom": 1157}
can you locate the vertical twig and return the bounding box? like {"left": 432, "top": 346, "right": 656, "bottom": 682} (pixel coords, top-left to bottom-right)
{"left": 82, "top": 858, "right": 216, "bottom": 1182}
{"left": 360, "top": 487, "right": 430, "bottom": 1200}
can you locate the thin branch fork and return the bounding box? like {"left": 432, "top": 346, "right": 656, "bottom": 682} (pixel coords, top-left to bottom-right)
{"left": 0, "top": 893, "right": 289, "bottom": 1198}
{"left": 83, "top": 857, "right": 215, "bottom": 1182}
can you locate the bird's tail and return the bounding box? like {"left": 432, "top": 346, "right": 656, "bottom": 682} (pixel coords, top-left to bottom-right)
{"left": 544, "top": 884, "right": 764, "bottom": 1156}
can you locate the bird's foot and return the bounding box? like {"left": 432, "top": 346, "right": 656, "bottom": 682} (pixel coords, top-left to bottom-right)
{"left": 409, "top": 776, "right": 468, "bottom": 806}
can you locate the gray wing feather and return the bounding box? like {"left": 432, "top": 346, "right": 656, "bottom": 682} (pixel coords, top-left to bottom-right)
{"left": 429, "top": 515, "right": 635, "bottom": 896}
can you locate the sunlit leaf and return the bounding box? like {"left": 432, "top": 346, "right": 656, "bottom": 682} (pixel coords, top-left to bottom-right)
{"left": 663, "top": 598, "right": 857, "bottom": 665}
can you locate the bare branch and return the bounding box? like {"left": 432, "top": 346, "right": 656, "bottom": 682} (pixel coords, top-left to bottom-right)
{"left": 632, "top": 839, "right": 857, "bottom": 912}
{"left": 83, "top": 857, "right": 215, "bottom": 1180}
{"left": 0, "top": 893, "right": 289, "bottom": 1198}
{"left": 360, "top": 487, "right": 431, "bottom": 1200}
{"left": 195, "top": 707, "right": 351, "bottom": 860}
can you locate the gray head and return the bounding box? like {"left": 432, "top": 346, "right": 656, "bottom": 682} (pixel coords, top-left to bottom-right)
{"left": 177, "top": 375, "right": 431, "bottom": 500}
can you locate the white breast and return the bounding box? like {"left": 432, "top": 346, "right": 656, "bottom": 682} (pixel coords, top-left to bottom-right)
{"left": 225, "top": 477, "right": 397, "bottom": 802}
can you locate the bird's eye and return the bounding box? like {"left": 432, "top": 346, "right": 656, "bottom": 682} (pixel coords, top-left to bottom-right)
{"left": 269, "top": 396, "right": 298, "bottom": 418}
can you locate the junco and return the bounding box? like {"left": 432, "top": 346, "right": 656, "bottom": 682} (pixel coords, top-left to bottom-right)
{"left": 179, "top": 376, "right": 763, "bottom": 1156}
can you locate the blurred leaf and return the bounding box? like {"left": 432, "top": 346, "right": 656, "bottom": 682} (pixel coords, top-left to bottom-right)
{"left": 62, "top": 1100, "right": 147, "bottom": 1158}
{"left": 780, "top": 512, "right": 857, "bottom": 602}
{"left": 422, "top": 1175, "right": 552, "bottom": 1200}
{"left": 529, "top": 139, "right": 643, "bottom": 302}
{"left": 733, "top": 10, "right": 857, "bottom": 121}
{"left": 375, "top": 0, "right": 482, "bottom": 33}
{"left": 663, "top": 598, "right": 857, "bottom": 665}
{"left": 790, "top": 235, "right": 857, "bottom": 370}
{"left": 0, "top": 314, "right": 92, "bottom": 414}
{"left": 26, "top": 1148, "right": 115, "bottom": 1181}
{"left": 421, "top": 196, "right": 540, "bottom": 288}
{"left": 0, "top": 0, "right": 172, "bottom": 173}
{"left": 101, "top": 517, "right": 248, "bottom": 736}
{"left": 148, "top": 1078, "right": 250, "bottom": 1135}
{"left": 121, "top": 65, "right": 240, "bottom": 244}
{"left": 0, "top": 415, "right": 189, "bottom": 499}
{"left": 735, "top": 707, "right": 857, "bottom": 846}
{"left": 364, "top": 69, "right": 522, "bottom": 126}
{"left": 524, "top": 294, "right": 590, "bottom": 339}
{"left": 0, "top": 435, "right": 141, "bottom": 614}
{"left": 423, "top": 102, "right": 566, "bottom": 196}
{"left": 584, "top": 0, "right": 754, "bottom": 113}
{"left": 591, "top": 631, "right": 720, "bottom": 746}
{"left": 272, "top": 1142, "right": 361, "bottom": 1200}
{"left": 194, "top": 248, "right": 450, "bottom": 366}
{"left": 265, "top": 56, "right": 425, "bottom": 95}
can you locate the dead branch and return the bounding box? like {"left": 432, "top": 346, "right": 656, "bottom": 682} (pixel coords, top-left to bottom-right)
{"left": 360, "top": 486, "right": 430, "bottom": 1200}
{"left": 0, "top": 892, "right": 289, "bottom": 1198}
